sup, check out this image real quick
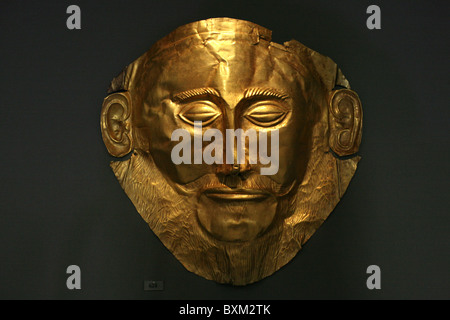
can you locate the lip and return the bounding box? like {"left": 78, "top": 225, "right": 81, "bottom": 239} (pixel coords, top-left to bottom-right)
{"left": 203, "top": 188, "right": 270, "bottom": 201}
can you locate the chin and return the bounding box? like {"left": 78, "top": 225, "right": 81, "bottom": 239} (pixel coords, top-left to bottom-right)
{"left": 196, "top": 191, "right": 280, "bottom": 242}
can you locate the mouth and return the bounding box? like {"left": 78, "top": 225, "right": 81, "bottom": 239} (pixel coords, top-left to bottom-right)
{"left": 203, "top": 188, "right": 271, "bottom": 201}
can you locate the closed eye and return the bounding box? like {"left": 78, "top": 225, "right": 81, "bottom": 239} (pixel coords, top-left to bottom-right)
{"left": 178, "top": 101, "right": 221, "bottom": 126}
{"left": 244, "top": 102, "right": 288, "bottom": 127}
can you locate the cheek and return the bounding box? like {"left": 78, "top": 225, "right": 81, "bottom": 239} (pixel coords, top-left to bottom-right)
{"left": 145, "top": 100, "right": 215, "bottom": 185}
{"left": 271, "top": 133, "right": 302, "bottom": 185}
{"left": 146, "top": 100, "right": 179, "bottom": 142}
{"left": 270, "top": 112, "right": 310, "bottom": 185}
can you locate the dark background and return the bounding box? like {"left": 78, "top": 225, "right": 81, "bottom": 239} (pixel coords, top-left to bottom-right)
{"left": 0, "top": 0, "right": 448, "bottom": 300}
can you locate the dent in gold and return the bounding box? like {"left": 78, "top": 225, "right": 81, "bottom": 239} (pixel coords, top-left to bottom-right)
{"left": 100, "top": 18, "right": 363, "bottom": 285}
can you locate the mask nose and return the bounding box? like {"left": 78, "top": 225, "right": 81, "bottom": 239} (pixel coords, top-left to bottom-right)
{"left": 215, "top": 162, "right": 253, "bottom": 189}
{"left": 214, "top": 104, "right": 253, "bottom": 183}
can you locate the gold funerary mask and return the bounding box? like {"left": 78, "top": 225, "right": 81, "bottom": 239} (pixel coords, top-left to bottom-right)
{"left": 100, "top": 18, "right": 362, "bottom": 285}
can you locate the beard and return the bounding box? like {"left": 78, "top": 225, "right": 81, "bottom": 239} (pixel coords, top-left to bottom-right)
{"left": 110, "top": 140, "right": 357, "bottom": 285}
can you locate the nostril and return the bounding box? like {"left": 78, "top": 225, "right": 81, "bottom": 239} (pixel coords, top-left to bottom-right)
{"left": 215, "top": 163, "right": 252, "bottom": 186}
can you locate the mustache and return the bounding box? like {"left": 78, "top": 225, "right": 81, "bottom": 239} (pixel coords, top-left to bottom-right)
{"left": 175, "top": 171, "right": 296, "bottom": 197}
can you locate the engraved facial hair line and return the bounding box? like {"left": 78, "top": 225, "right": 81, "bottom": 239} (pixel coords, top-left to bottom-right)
{"left": 172, "top": 87, "right": 221, "bottom": 103}
{"left": 172, "top": 172, "right": 298, "bottom": 198}
{"left": 172, "top": 87, "right": 289, "bottom": 106}
{"left": 242, "top": 87, "right": 290, "bottom": 101}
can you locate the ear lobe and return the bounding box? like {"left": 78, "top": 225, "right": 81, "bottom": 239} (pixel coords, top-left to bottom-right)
{"left": 100, "top": 92, "right": 133, "bottom": 157}
{"left": 328, "top": 89, "right": 362, "bottom": 156}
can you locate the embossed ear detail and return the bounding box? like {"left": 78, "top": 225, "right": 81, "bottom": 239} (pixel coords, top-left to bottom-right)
{"left": 100, "top": 92, "right": 133, "bottom": 157}
{"left": 328, "top": 89, "right": 362, "bottom": 156}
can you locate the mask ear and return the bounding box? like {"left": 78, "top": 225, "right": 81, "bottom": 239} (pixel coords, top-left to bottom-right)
{"left": 328, "top": 89, "right": 362, "bottom": 156}
{"left": 100, "top": 92, "right": 133, "bottom": 157}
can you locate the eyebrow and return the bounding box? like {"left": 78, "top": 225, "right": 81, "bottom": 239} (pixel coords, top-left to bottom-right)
{"left": 243, "top": 87, "right": 289, "bottom": 101}
{"left": 172, "top": 86, "right": 290, "bottom": 104}
{"left": 172, "top": 87, "right": 221, "bottom": 103}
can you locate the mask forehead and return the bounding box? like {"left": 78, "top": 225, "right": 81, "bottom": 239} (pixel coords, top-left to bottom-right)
{"left": 141, "top": 20, "right": 306, "bottom": 108}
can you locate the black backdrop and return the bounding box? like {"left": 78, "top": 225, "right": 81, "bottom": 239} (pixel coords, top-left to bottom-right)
{"left": 0, "top": 0, "right": 449, "bottom": 300}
